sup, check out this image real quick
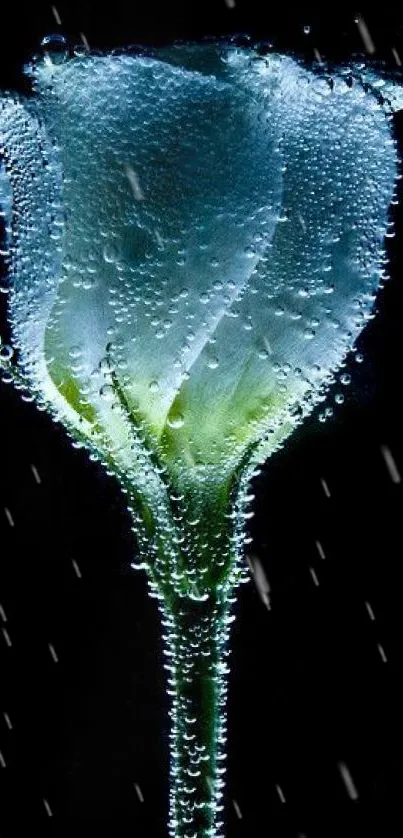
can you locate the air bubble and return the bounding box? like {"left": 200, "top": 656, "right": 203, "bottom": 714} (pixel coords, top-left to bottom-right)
{"left": 82, "top": 277, "right": 97, "bottom": 291}
{"left": 41, "top": 34, "right": 69, "bottom": 65}
{"left": 0, "top": 369, "right": 13, "bottom": 384}
{"left": 103, "top": 243, "right": 119, "bottom": 263}
{"left": 69, "top": 345, "right": 82, "bottom": 359}
{"left": 99, "top": 356, "right": 115, "bottom": 373}
{"left": 0, "top": 344, "right": 13, "bottom": 361}
{"left": 21, "top": 390, "right": 35, "bottom": 403}
{"left": 167, "top": 412, "right": 185, "bottom": 429}
{"left": 303, "top": 328, "right": 315, "bottom": 340}
{"left": 99, "top": 384, "right": 115, "bottom": 401}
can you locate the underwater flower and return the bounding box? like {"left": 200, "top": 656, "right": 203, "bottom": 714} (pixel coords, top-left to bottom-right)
{"left": 1, "top": 42, "right": 402, "bottom": 583}
{"left": 2, "top": 41, "right": 403, "bottom": 838}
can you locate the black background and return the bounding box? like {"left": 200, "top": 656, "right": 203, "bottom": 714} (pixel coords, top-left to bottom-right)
{"left": 0, "top": 4, "right": 402, "bottom": 836}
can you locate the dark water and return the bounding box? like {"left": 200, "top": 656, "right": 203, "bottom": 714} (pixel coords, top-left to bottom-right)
{"left": 0, "top": 6, "right": 402, "bottom": 837}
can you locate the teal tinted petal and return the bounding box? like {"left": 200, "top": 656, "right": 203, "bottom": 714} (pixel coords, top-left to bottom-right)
{"left": 160, "top": 57, "right": 398, "bottom": 466}
{"left": 25, "top": 51, "right": 283, "bottom": 445}
{"left": 0, "top": 91, "right": 89, "bottom": 433}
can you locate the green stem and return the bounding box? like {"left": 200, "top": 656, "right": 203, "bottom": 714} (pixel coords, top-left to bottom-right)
{"left": 159, "top": 592, "right": 235, "bottom": 838}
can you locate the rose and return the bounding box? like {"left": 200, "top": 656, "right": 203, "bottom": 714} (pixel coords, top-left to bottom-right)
{"left": 1, "top": 41, "right": 402, "bottom": 837}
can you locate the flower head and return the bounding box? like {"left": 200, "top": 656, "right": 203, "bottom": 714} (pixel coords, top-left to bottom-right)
{"left": 1, "top": 43, "right": 402, "bottom": 569}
